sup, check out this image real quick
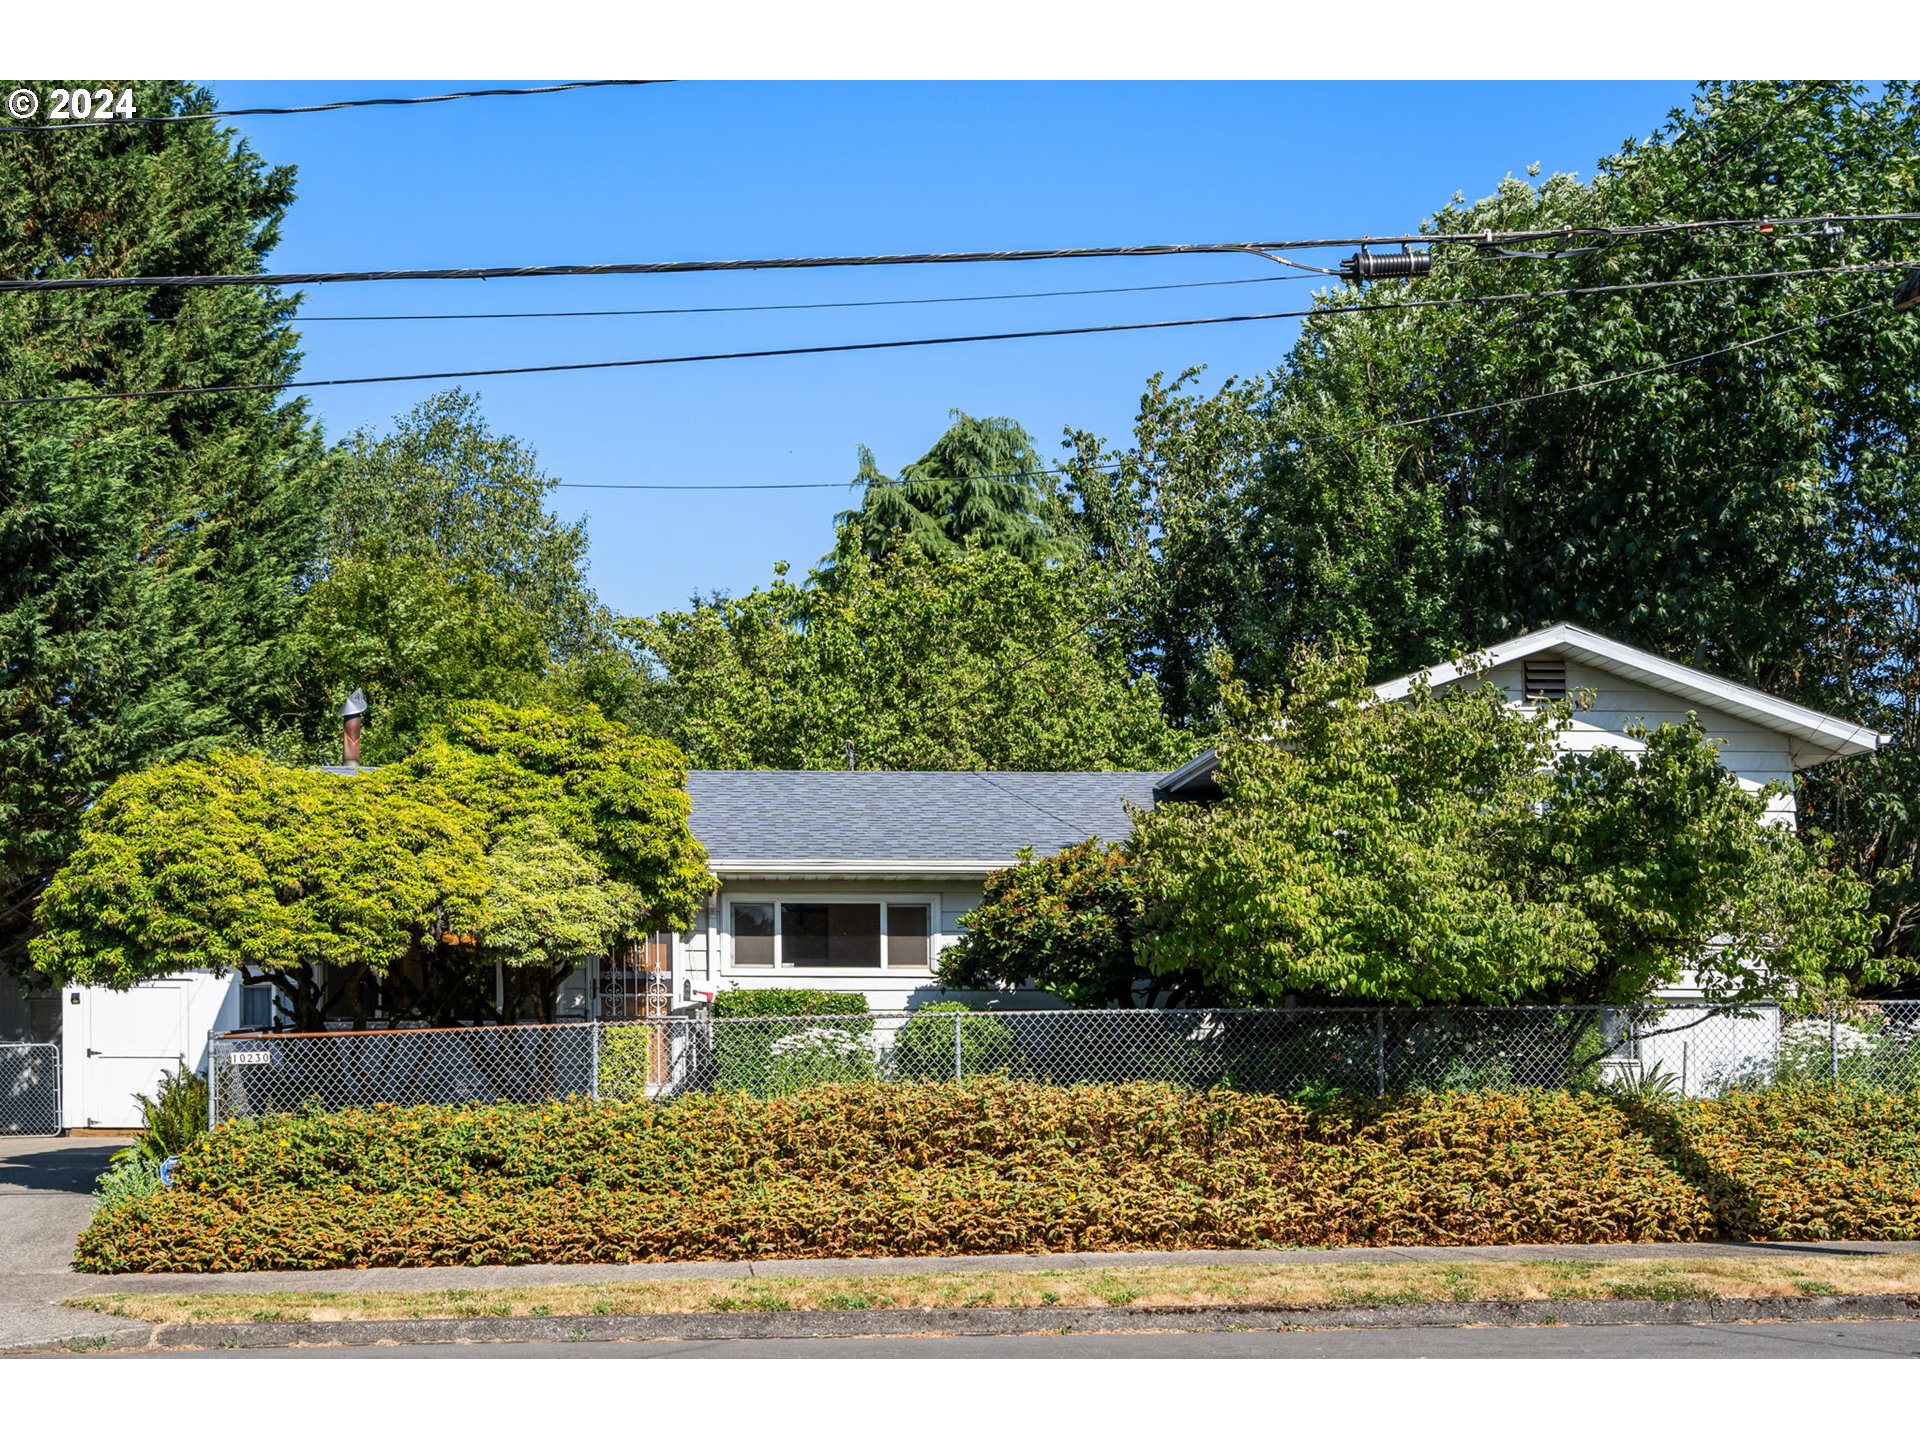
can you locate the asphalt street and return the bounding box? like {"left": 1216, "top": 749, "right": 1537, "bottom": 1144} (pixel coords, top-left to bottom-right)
{"left": 106, "top": 1318, "right": 1920, "bottom": 1359}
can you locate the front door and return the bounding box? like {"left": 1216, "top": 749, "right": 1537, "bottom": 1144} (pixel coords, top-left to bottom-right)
{"left": 596, "top": 934, "right": 673, "bottom": 1086}
{"left": 82, "top": 981, "right": 189, "bottom": 1128}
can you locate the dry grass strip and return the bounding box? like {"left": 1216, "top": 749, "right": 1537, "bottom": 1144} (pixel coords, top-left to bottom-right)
{"left": 69, "top": 1253, "right": 1920, "bottom": 1326}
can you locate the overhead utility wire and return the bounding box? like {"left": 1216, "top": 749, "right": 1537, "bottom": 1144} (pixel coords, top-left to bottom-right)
{"left": 4, "top": 258, "right": 1903, "bottom": 410}
{"left": 12, "top": 271, "right": 1322, "bottom": 329}
{"left": 3, "top": 215, "right": 1916, "bottom": 293}
{"left": 557, "top": 301, "right": 1878, "bottom": 493}
{"left": 0, "top": 80, "right": 672, "bottom": 133}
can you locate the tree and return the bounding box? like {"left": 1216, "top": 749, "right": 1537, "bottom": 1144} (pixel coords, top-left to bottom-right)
{"left": 824, "top": 411, "right": 1071, "bottom": 574}
{"left": 291, "top": 389, "right": 631, "bottom": 760}
{"left": 477, "top": 816, "right": 643, "bottom": 1022}
{"left": 0, "top": 80, "right": 330, "bottom": 971}
{"left": 30, "top": 704, "right": 710, "bottom": 1027}
{"left": 627, "top": 546, "right": 1183, "bottom": 771}
{"left": 28, "top": 753, "right": 491, "bottom": 1030}
{"left": 1126, "top": 648, "right": 1888, "bottom": 1007}
{"left": 1065, "top": 84, "right": 1920, "bottom": 970}
{"left": 940, "top": 839, "right": 1153, "bottom": 1008}
{"left": 397, "top": 701, "right": 711, "bottom": 935}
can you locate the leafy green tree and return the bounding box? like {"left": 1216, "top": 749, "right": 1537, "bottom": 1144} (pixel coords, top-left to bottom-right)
{"left": 292, "top": 389, "right": 631, "bottom": 760}
{"left": 0, "top": 80, "right": 330, "bottom": 970}
{"left": 941, "top": 840, "right": 1154, "bottom": 1007}
{"left": 478, "top": 816, "right": 643, "bottom": 1022}
{"left": 628, "top": 547, "right": 1182, "bottom": 771}
{"left": 1067, "top": 84, "right": 1920, "bottom": 970}
{"left": 29, "top": 753, "right": 491, "bottom": 1029}
{"left": 824, "top": 411, "right": 1070, "bottom": 574}
{"left": 1127, "top": 648, "right": 1888, "bottom": 1006}
{"left": 31, "top": 705, "right": 708, "bottom": 1026}
{"left": 398, "top": 702, "right": 711, "bottom": 936}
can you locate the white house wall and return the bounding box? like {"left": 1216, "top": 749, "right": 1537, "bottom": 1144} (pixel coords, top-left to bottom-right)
{"left": 1476, "top": 658, "right": 1800, "bottom": 828}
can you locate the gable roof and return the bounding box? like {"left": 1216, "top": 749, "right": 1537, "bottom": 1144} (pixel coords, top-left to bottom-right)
{"left": 1156, "top": 623, "right": 1889, "bottom": 798}
{"left": 687, "top": 770, "right": 1162, "bottom": 874}
{"left": 1371, "top": 623, "right": 1889, "bottom": 768}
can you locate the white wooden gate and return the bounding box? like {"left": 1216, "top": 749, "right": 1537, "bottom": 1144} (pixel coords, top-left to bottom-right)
{"left": 73, "top": 981, "right": 190, "bottom": 1128}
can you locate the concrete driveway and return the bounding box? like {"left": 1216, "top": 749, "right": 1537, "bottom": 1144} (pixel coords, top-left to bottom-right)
{"left": 0, "top": 1136, "right": 149, "bottom": 1350}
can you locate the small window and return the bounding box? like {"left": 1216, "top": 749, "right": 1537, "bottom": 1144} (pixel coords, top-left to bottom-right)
{"left": 733, "top": 903, "right": 776, "bottom": 966}
{"left": 1523, "top": 658, "right": 1567, "bottom": 702}
{"left": 240, "top": 984, "right": 274, "bottom": 1030}
{"left": 887, "top": 904, "right": 931, "bottom": 968}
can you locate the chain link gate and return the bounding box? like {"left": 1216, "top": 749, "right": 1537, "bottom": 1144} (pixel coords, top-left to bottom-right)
{"left": 0, "top": 1043, "right": 61, "bottom": 1135}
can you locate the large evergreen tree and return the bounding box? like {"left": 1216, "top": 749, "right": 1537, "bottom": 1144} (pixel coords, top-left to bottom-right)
{"left": 0, "top": 80, "right": 330, "bottom": 971}
{"left": 824, "top": 410, "right": 1070, "bottom": 574}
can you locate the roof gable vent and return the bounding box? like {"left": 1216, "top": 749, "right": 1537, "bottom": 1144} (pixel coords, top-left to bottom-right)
{"left": 1522, "top": 658, "right": 1567, "bottom": 703}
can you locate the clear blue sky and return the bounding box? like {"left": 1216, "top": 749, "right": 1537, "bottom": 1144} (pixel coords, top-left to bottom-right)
{"left": 206, "top": 80, "right": 1698, "bottom": 618}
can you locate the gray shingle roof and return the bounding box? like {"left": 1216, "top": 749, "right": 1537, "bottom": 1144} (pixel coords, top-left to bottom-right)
{"left": 686, "top": 770, "right": 1163, "bottom": 867}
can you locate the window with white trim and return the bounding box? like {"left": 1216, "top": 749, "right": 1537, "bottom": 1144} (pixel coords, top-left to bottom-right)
{"left": 727, "top": 898, "right": 934, "bottom": 971}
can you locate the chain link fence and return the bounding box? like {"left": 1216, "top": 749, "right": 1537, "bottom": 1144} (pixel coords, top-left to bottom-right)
{"left": 0, "top": 1042, "right": 61, "bottom": 1136}
{"left": 205, "top": 1000, "right": 1920, "bottom": 1124}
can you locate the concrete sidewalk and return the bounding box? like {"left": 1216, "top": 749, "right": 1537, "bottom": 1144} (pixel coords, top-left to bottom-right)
{"left": 0, "top": 1136, "right": 149, "bottom": 1350}
{"left": 72, "top": 1238, "right": 1920, "bottom": 1297}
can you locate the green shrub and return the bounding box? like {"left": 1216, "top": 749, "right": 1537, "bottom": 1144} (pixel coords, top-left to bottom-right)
{"left": 890, "top": 1003, "right": 1020, "bottom": 1081}
{"left": 73, "top": 1083, "right": 1920, "bottom": 1273}
{"left": 712, "top": 988, "right": 869, "bottom": 1019}
{"left": 707, "top": 989, "right": 874, "bottom": 1096}
{"left": 93, "top": 1152, "right": 162, "bottom": 1207}
{"left": 123, "top": 1067, "right": 209, "bottom": 1164}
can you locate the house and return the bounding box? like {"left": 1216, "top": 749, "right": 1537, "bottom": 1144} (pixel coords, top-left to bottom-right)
{"left": 51, "top": 622, "right": 1888, "bottom": 1127}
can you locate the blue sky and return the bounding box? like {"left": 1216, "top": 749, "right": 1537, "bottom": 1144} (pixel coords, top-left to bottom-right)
{"left": 207, "top": 80, "right": 1698, "bottom": 617}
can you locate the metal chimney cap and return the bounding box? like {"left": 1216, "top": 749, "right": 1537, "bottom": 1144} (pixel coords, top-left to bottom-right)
{"left": 339, "top": 689, "right": 369, "bottom": 719}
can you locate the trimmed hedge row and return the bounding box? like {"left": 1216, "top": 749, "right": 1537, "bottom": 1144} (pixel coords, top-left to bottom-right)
{"left": 75, "top": 1083, "right": 1920, "bottom": 1273}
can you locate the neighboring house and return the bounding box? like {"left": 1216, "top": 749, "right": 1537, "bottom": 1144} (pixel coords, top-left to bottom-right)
{"left": 53, "top": 622, "right": 1888, "bottom": 1126}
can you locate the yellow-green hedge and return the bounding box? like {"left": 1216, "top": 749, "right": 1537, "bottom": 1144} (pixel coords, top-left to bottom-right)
{"left": 73, "top": 1082, "right": 1920, "bottom": 1273}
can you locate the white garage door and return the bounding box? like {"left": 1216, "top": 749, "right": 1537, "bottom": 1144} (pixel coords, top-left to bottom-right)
{"left": 81, "top": 982, "right": 190, "bottom": 1128}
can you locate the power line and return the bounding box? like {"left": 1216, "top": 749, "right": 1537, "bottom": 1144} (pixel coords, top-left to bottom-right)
{"left": 10, "top": 271, "right": 1322, "bottom": 329}
{"left": 5, "top": 258, "right": 1904, "bottom": 410}
{"left": 558, "top": 302, "right": 1882, "bottom": 492}
{"left": 0, "top": 80, "right": 672, "bottom": 134}
{"left": 3, "top": 214, "right": 1916, "bottom": 294}
{"left": 1333, "top": 302, "right": 1877, "bottom": 441}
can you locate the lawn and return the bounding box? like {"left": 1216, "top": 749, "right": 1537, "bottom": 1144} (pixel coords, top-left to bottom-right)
{"left": 68, "top": 1252, "right": 1920, "bottom": 1325}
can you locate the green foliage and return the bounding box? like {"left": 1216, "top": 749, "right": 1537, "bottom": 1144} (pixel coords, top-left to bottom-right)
{"left": 824, "top": 411, "right": 1072, "bottom": 572}
{"left": 629, "top": 546, "right": 1181, "bottom": 772}
{"left": 124, "top": 1067, "right": 211, "bottom": 1166}
{"left": 478, "top": 817, "right": 642, "bottom": 972}
{"left": 712, "top": 988, "right": 869, "bottom": 1019}
{"left": 1129, "top": 646, "right": 1881, "bottom": 1006}
{"left": 890, "top": 1003, "right": 1021, "bottom": 1080}
{"left": 94, "top": 1067, "right": 210, "bottom": 1208}
{"left": 32, "top": 705, "right": 707, "bottom": 1025}
{"left": 707, "top": 991, "right": 875, "bottom": 1096}
{"left": 399, "top": 702, "right": 710, "bottom": 936}
{"left": 92, "top": 1152, "right": 162, "bottom": 1208}
{"left": 291, "top": 390, "right": 627, "bottom": 761}
{"left": 0, "top": 80, "right": 330, "bottom": 971}
{"left": 944, "top": 841, "right": 1150, "bottom": 1007}
{"left": 1062, "top": 84, "right": 1920, "bottom": 972}
{"left": 29, "top": 753, "right": 489, "bottom": 1026}
{"left": 72, "top": 1084, "right": 1920, "bottom": 1272}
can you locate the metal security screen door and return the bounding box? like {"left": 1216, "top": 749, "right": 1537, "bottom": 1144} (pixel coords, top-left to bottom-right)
{"left": 595, "top": 933, "right": 672, "bottom": 1086}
